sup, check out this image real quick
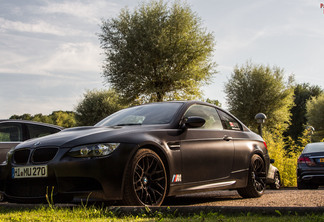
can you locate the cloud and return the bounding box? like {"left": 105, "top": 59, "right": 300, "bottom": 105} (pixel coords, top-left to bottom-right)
{"left": 0, "top": 17, "right": 86, "bottom": 36}
{"left": 41, "top": 42, "right": 103, "bottom": 75}
{"left": 0, "top": 41, "right": 102, "bottom": 80}
{"left": 39, "top": 0, "right": 121, "bottom": 24}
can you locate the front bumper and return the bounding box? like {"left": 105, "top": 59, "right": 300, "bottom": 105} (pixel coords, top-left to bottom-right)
{"left": 0, "top": 143, "right": 136, "bottom": 202}
{"left": 297, "top": 164, "right": 324, "bottom": 185}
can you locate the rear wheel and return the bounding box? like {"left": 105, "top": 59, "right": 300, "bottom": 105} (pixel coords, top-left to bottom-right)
{"left": 123, "top": 149, "right": 167, "bottom": 206}
{"left": 237, "top": 154, "right": 266, "bottom": 198}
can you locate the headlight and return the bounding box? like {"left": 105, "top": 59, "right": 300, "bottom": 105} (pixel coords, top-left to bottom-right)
{"left": 68, "top": 143, "right": 120, "bottom": 158}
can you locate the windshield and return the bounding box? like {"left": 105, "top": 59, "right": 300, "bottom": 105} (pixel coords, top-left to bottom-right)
{"left": 95, "top": 102, "right": 184, "bottom": 127}
{"left": 303, "top": 142, "right": 324, "bottom": 153}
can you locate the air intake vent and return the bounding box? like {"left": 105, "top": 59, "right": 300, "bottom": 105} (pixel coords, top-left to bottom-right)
{"left": 32, "top": 148, "right": 58, "bottom": 163}
{"left": 13, "top": 149, "right": 30, "bottom": 164}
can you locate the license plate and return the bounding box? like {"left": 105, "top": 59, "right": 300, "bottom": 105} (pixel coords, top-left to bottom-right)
{"left": 320, "top": 158, "right": 324, "bottom": 163}
{"left": 12, "top": 165, "right": 48, "bottom": 179}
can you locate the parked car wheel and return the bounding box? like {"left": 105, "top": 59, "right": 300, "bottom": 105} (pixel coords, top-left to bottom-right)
{"left": 123, "top": 149, "right": 167, "bottom": 206}
{"left": 269, "top": 171, "right": 281, "bottom": 190}
{"left": 237, "top": 154, "right": 266, "bottom": 198}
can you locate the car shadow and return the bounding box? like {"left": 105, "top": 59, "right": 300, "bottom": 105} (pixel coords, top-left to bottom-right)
{"left": 73, "top": 190, "right": 243, "bottom": 207}
{"left": 162, "top": 190, "right": 243, "bottom": 206}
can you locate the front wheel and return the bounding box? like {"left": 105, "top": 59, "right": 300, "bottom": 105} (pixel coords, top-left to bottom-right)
{"left": 123, "top": 149, "right": 167, "bottom": 206}
{"left": 237, "top": 154, "right": 266, "bottom": 198}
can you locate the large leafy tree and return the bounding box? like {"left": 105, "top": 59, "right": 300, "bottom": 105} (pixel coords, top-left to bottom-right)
{"left": 75, "top": 89, "right": 125, "bottom": 126}
{"left": 99, "top": 0, "right": 216, "bottom": 103}
{"left": 285, "top": 83, "right": 323, "bottom": 141}
{"left": 224, "top": 62, "right": 294, "bottom": 133}
{"left": 306, "top": 93, "right": 324, "bottom": 141}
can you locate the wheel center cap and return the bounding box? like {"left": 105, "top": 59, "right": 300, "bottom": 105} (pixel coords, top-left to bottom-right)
{"left": 143, "top": 177, "right": 148, "bottom": 185}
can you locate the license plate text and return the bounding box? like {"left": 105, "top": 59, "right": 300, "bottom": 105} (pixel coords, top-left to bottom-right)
{"left": 12, "top": 165, "right": 47, "bottom": 178}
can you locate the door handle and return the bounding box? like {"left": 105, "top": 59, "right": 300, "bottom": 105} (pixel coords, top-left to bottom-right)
{"left": 223, "top": 135, "right": 233, "bottom": 141}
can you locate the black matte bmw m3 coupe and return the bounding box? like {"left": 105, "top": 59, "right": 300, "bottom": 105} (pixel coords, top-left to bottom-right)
{"left": 0, "top": 101, "right": 269, "bottom": 206}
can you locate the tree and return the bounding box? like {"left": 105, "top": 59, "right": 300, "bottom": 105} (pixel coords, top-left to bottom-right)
{"left": 50, "top": 111, "right": 76, "bottom": 128}
{"left": 285, "top": 83, "right": 323, "bottom": 141}
{"left": 10, "top": 114, "right": 32, "bottom": 121}
{"left": 99, "top": 0, "right": 216, "bottom": 104}
{"left": 9, "top": 111, "right": 76, "bottom": 128}
{"left": 206, "top": 98, "right": 221, "bottom": 107}
{"left": 75, "top": 89, "right": 125, "bottom": 126}
{"left": 224, "top": 62, "right": 294, "bottom": 133}
{"left": 306, "top": 93, "right": 324, "bottom": 141}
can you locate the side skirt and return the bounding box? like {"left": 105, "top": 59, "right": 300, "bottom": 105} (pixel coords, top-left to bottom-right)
{"left": 168, "top": 169, "right": 248, "bottom": 196}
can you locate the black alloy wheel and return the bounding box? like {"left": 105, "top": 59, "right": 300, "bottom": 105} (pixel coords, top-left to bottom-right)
{"left": 123, "top": 149, "right": 167, "bottom": 206}
{"left": 237, "top": 154, "right": 266, "bottom": 198}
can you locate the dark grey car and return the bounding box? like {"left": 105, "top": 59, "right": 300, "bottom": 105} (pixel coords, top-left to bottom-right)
{"left": 0, "top": 120, "right": 63, "bottom": 163}
{"left": 297, "top": 142, "right": 324, "bottom": 189}
{"left": 0, "top": 101, "right": 269, "bottom": 206}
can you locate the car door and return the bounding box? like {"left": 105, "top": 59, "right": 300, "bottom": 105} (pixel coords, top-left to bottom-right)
{"left": 180, "top": 104, "right": 235, "bottom": 183}
{"left": 0, "top": 122, "right": 23, "bottom": 163}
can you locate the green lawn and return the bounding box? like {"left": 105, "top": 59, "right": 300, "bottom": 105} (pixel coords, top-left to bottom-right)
{"left": 0, "top": 206, "right": 323, "bottom": 222}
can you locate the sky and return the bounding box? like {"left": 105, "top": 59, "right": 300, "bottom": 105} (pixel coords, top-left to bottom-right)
{"left": 1, "top": 0, "right": 324, "bottom": 119}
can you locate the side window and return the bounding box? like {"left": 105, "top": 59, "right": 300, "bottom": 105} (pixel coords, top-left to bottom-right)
{"left": 217, "top": 109, "right": 242, "bottom": 131}
{"left": 184, "top": 105, "right": 223, "bottom": 130}
{"left": 0, "top": 123, "right": 23, "bottom": 142}
{"left": 27, "top": 124, "right": 60, "bottom": 139}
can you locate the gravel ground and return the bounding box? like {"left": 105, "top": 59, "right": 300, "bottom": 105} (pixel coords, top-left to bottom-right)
{"left": 0, "top": 188, "right": 323, "bottom": 208}
{"left": 163, "top": 188, "right": 324, "bottom": 207}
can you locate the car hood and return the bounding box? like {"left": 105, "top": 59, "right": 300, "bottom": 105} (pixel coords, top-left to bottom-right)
{"left": 15, "top": 125, "right": 160, "bottom": 149}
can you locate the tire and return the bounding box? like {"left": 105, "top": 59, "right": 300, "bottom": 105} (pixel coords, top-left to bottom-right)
{"left": 237, "top": 154, "right": 266, "bottom": 198}
{"left": 270, "top": 172, "right": 281, "bottom": 190}
{"left": 123, "top": 149, "right": 167, "bottom": 206}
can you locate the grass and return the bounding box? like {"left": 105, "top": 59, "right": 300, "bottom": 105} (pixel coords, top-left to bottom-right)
{"left": 0, "top": 205, "right": 323, "bottom": 222}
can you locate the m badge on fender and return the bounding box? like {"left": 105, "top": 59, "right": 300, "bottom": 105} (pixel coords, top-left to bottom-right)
{"left": 172, "top": 174, "right": 182, "bottom": 182}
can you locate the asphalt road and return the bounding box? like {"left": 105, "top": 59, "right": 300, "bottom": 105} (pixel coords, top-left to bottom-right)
{"left": 0, "top": 188, "right": 323, "bottom": 208}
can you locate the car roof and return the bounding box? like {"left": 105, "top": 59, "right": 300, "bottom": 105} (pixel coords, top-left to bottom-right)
{"left": 0, "top": 119, "right": 64, "bottom": 130}
{"left": 140, "top": 100, "right": 222, "bottom": 109}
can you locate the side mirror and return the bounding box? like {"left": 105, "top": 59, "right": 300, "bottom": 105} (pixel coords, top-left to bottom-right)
{"left": 182, "top": 116, "right": 206, "bottom": 129}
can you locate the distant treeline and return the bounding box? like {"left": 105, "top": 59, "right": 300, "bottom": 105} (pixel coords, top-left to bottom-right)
{"left": 10, "top": 111, "right": 77, "bottom": 128}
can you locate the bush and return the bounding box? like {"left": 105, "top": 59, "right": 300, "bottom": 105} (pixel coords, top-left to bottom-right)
{"left": 264, "top": 130, "right": 311, "bottom": 187}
